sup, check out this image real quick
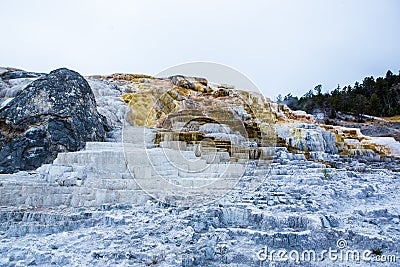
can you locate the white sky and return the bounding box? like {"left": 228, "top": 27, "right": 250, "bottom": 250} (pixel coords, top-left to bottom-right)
{"left": 1, "top": 0, "right": 399, "bottom": 98}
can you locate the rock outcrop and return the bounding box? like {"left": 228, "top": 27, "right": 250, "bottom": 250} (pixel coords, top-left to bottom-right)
{"left": 1, "top": 68, "right": 400, "bottom": 266}
{"left": 114, "top": 74, "right": 400, "bottom": 163}
{"left": 0, "top": 68, "right": 109, "bottom": 173}
{"left": 118, "top": 75, "right": 276, "bottom": 166}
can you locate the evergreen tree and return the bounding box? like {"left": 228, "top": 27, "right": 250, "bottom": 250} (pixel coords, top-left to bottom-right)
{"left": 278, "top": 70, "right": 400, "bottom": 118}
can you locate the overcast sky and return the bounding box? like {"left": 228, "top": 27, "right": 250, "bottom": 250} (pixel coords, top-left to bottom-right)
{"left": 1, "top": 0, "right": 399, "bottom": 98}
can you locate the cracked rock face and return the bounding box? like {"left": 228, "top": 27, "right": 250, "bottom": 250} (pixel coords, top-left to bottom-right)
{"left": 0, "top": 68, "right": 109, "bottom": 173}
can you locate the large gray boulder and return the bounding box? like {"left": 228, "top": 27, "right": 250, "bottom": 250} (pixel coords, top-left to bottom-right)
{"left": 0, "top": 68, "right": 109, "bottom": 173}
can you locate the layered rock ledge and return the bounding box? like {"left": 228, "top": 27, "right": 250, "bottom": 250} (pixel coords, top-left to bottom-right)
{"left": 0, "top": 68, "right": 399, "bottom": 266}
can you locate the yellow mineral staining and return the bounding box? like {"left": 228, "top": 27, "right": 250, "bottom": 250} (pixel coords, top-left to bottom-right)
{"left": 87, "top": 73, "right": 154, "bottom": 83}
{"left": 193, "top": 82, "right": 207, "bottom": 93}
{"left": 382, "top": 115, "right": 400, "bottom": 122}
{"left": 120, "top": 93, "right": 134, "bottom": 104}
{"left": 111, "top": 73, "right": 154, "bottom": 82}
{"left": 117, "top": 73, "right": 399, "bottom": 158}
{"left": 193, "top": 77, "right": 208, "bottom": 86}
{"left": 118, "top": 75, "right": 278, "bottom": 163}
{"left": 173, "top": 86, "right": 192, "bottom": 98}
{"left": 320, "top": 125, "right": 397, "bottom": 157}
{"left": 155, "top": 131, "right": 206, "bottom": 144}
{"left": 269, "top": 102, "right": 315, "bottom": 124}
{"left": 123, "top": 93, "right": 156, "bottom": 127}
{"left": 213, "top": 88, "right": 230, "bottom": 98}
{"left": 166, "top": 89, "right": 180, "bottom": 101}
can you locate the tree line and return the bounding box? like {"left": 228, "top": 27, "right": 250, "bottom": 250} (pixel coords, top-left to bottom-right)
{"left": 278, "top": 70, "right": 400, "bottom": 120}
